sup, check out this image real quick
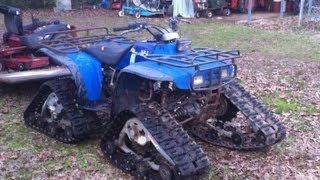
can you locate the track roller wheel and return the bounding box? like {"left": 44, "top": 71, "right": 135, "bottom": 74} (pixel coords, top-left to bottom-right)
{"left": 216, "top": 94, "right": 239, "bottom": 122}
{"left": 231, "top": 132, "right": 244, "bottom": 146}
{"left": 159, "top": 163, "right": 173, "bottom": 180}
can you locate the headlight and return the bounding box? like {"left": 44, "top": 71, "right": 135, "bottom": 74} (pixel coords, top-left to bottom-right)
{"left": 193, "top": 76, "right": 204, "bottom": 86}
{"left": 221, "top": 69, "right": 229, "bottom": 78}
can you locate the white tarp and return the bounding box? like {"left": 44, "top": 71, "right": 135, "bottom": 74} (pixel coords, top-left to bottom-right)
{"left": 55, "top": 0, "right": 72, "bottom": 11}
{"left": 173, "top": 0, "right": 194, "bottom": 18}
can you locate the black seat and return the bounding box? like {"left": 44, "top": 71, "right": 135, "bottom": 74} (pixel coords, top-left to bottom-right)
{"left": 83, "top": 42, "right": 133, "bottom": 66}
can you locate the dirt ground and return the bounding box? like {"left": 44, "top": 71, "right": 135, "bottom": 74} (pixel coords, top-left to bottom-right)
{"left": 0, "top": 9, "right": 320, "bottom": 179}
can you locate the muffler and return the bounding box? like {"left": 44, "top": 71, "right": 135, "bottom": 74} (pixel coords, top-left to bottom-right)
{"left": 0, "top": 66, "right": 71, "bottom": 84}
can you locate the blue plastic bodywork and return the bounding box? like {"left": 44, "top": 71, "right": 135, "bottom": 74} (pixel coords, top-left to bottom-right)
{"left": 121, "top": 59, "right": 232, "bottom": 90}
{"left": 117, "top": 42, "right": 177, "bottom": 69}
{"left": 43, "top": 39, "right": 233, "bottom": 101}
{"left": 118, "top": 41, "right": 233, "bottom": 90}
{"left": 67, "top": 52, "right": 103, "bottom": 101}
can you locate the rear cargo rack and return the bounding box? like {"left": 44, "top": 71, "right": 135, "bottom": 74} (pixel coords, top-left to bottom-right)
{"left": 144, "top": 48, "right": 240, "bottom": 69}
{"left": 39, "top": 27, "right": 136, "bottom": 54}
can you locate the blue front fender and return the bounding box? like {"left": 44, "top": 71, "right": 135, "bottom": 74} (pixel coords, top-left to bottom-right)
{"left": 120, "top": 61, "right": 192, "bottom": 90}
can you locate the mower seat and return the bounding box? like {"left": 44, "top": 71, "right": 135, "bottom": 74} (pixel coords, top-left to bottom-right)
{"left": 83, "top": 42, "right": 133, "bottom": 66}
{"left": 20, "top": 24, "right": 68, "bottom": 49}
{"left": 23, "top": 19, "right": 61, "bottom": 33}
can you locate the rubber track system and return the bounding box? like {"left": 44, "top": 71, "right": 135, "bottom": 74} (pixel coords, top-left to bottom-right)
{"left": 24, "top": 78, "right": 98, "bottom": 143}
{"left": 193, "top": 81, "right": 286, "bottom": 150}
{"left": 101, "top": 103, "right": 211, "bottom": 179}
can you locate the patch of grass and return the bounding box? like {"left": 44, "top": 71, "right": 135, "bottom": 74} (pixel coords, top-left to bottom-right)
{"left": 181, "top": 23, "right": 320, "bottom": 61}
{"left": 208, "top": 166, "right": 242, "bottom": 180}
{"left": 263, "top": 93, "right": 320, "bottom": 115}
{"left": 276, "top": 133, "right": 298, "bottom": 155}
{"left": 291, "top": 116, "right": 312, "bottom": 132}
{"left": 77, "top": 146, "right": 89, "bottom": 169}
{"left": 301, "top": 106, "right": 320, "bottom": 114}
{"left": 274, "top": 100, "right": 298, "bottom": 114}
{"left": 16, "top": 168, "right": 32, "bottom": 179}
{"left": 263, "top": 97, "right": 298, "bottom": 114}
{"left": 0, "top": 123, "right": 35, "bottom": 151}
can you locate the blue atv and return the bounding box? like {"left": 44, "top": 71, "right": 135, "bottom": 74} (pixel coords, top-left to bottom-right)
{"left": 24, "top": 19, "right": 286, "bottom": 179}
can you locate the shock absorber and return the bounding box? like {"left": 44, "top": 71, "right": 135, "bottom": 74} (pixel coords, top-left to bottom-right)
{"left": 161, "top": 82, "right": 170, "bottom": 108}
{"left": 173, "top": 102, "right": 201, "bottom": 120}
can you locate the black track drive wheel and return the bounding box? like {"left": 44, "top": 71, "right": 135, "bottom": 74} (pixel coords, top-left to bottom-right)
{"left": 216, "top": 94, "right": 239, "bottom": 122}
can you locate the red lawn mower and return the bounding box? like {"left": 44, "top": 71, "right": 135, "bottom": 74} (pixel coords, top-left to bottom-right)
{"left": 0, "top": 4, "right": 73, "bottom": 84}
{"left": 111, "top": 0, "right": 124, "bottom": 10}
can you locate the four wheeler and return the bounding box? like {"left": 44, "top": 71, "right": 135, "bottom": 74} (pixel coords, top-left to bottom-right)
{"left": 0, "top": 4, "right": 72, "bottom": 83}
{"left": 24, "top": 19, "right": 286, "bottom": 179}
{"left": 118, "top": 0, "right": 165, "bottom": 18}
{"left": 194, "top": 0, "right": 231, "bottom": 18}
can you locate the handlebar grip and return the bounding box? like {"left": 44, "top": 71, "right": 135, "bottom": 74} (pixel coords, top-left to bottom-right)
{"left": 113, "top": 26, "right": 131, "bottom": 32}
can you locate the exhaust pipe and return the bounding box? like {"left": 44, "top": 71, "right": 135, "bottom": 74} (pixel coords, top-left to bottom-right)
{"left": 0, "top": 66, "right": 71, "bottom": 84}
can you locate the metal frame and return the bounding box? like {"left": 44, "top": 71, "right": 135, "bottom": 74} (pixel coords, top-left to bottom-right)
{"left": 144, "top": 48, "right": 240, "bottom": 69}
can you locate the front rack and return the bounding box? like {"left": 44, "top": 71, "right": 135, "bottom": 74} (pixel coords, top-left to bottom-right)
{"left": 143, "top": 48, "right": 240, "bottom": 91}
{"left": 144, "top": 48, "right": 240, "bottom": 70}
{"left": 39, "top": 27, "right": 136, "bottom": 54}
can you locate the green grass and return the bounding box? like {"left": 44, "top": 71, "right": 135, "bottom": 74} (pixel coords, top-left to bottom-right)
{"left": 181, "top": 23, "right": 320, "bottom": 61}
{"left": 263, "top": 95, "right": 320, "bottom": 115}
{"left": 263, "top": 97, "right": 298, "bottom": 114}
{"left": 0, "top": 123, "right": 35, "bottom": 151}
{"left": 16, "top": 168, "right": 32, "bottom": 180}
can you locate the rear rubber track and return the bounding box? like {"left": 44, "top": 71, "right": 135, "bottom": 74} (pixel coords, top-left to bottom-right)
{"left": 24, "top": 78, "right": 101, "bottom": 143}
